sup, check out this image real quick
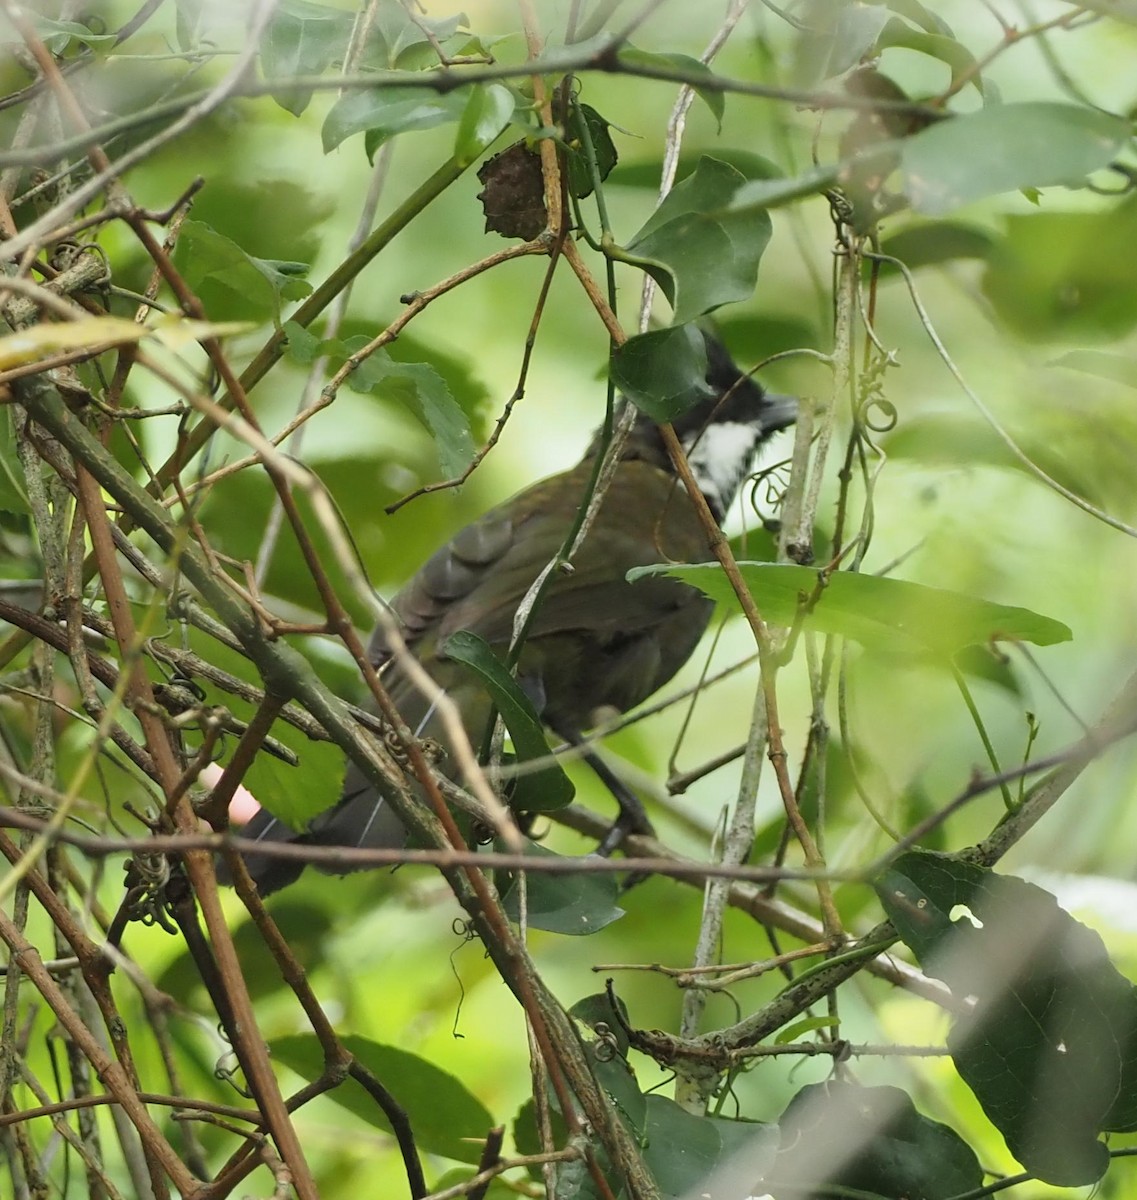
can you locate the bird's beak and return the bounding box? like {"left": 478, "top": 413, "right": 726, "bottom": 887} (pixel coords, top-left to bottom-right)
{"left": 762, "top": 393, "right": 799, "bottom": 434}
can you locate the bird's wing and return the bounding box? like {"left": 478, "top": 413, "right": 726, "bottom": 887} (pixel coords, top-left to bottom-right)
{"left": 368, "top": 460, "right": 710, "bottom": 668}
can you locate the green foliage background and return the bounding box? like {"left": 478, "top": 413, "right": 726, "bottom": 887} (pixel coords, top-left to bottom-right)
{"left": 4, "top": 1, "right": 1137, "bottom": 1197}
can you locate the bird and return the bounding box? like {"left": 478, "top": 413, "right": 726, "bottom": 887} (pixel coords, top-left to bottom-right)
{"left": 235, "top": 334, "right": 796, "bottom": 893}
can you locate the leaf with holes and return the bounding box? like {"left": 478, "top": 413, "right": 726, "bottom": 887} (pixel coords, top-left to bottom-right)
{"left": 877, "top": 851, "right": 1137, "bottom": 1185}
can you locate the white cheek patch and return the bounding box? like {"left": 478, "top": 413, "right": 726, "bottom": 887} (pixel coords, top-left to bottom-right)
{"left": 682, "top": 421, "right": 760, "bottom": 517}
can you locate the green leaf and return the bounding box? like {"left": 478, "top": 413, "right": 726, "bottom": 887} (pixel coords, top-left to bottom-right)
{"left": 499, "top": 841, "right": 624, "bottom": 935}
{"left": 878, "top": 17, "right": 987, "bottom": 96}
{"left": 346, "top": 347, "right": 475, "bottom": 477}
{"left": 901, "top": 102, "right": 1129, "bottom": 216}
{"left": 609, "top": 325, "right": 710, "bottom": 422}
{"left": 799, "top": 3, "right": 893, "bottom": 82}
{"left": 173, "top": 220, "right": 311, "bottom": 324}
{"left": 0, "top": 408, "right": 29, "bottom": 515}
{"left": 369, "top": 2, "right": 465, "bottom": 68}
{"left": 877, "top": 851, "right": 1137, "bottom": 1185}
{"left": 322, "top": 86, "right": 466, "bottom": 155}
{"left": 260, "top": 0, "right": 354, "bottom": 115}
{"left": 627, "top": 562, "right": 1072, "bottom": 657}
{"left": 241, "top": 719, "right": 343, "bottom": 831}
{"left": 707, "top": 1117, "right": 779, "bottom": 1180}
{"left": 641, "top": 1095, "right": 722, "bottom": 1198}
{"left": 768, "top": 1079, "right": 983, "bottom": 1199}
{"left": 883, "top": 0, "right": 954, "bottom": 35}
{"left": 453, "top": 84, "right": 514, "bottom": 167}
{"left": 625, "top": 157, "right": 772, "bottom": 323}
{"left": 26, "top": 14, "right": 116, "bottom": 51}
{"left": 270, "top": 1034, "right": 493, "bottom": 1164}
{"left": 982, "top": 200, "right": 1137, "bottom": 341}
{"left": 773, "top": 1015, "right": 840, "bottom": 1045}
{"left": 616, "top": 47, "right": 725, "bottom": 127}
{"left": 439, "top": 630, "right": 575, "bottom": 813}
{"left": 281, "top": 319, "right": 322, "bottom": 364}
{"left": 568, "top": 993, "right": 647, "bottom": 1134}
{"left": 726, "top": 160, "right": 844, "bottom": 216}
{"left": 565, "top": 103, "right": 618, "bottom": 200}
{"left": 879, "top": 220, "right": 996, "bottom": 270}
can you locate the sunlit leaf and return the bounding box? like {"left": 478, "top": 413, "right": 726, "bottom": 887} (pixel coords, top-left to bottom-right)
{"left": 260, "top": 0, "right": 354, "bottom": 115}
{"left": 625, "top": 156, "right": 772, "bottom": 323}
{"left": 628, "top": 562, "right": 1072, "bottom": 656}
{"left": 901, "top": 102, "right": 1128, "bottom": 215}
{"left": 322, "top": 86, "right": 466, "bottom": 155}
{"left": 453, "top": 83, "right": 514, "bottom": 167}
{"left": 174, "top": 220, "right": 312, "bottom": 323}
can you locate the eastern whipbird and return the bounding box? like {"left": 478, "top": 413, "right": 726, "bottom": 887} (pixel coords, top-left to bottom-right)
{"left": 235, "top": 334, "right": 796, "bottom": 893}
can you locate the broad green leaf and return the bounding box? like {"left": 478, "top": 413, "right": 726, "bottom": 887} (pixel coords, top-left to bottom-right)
{"left": 260, "top": 0, "right": 354, "bottom": 115}
{"left": 625, "top": 157, "right": 772, "bottom": 323}
{"left": 707, "top": 1117, "right": 779, "bottom": 1181}
{"left": 322, "top": 86, "right": 466, "bottom": 155}
{"left": 565, "top": 103, "right": 618, "bottom": 199}
{"left": 26, "top": 15, "right": 116, "bottom": 50}
{"left": 616, "top": 47, "right": 725, "bottom": 127}
{"left": 174, "top": 220, "right": 311, "bottom": 323}
{"left": 641, "top": 1096, "right": 722, "bottom": 1198}
{"left": 767, "top": 1079, "right": 983, "bottom": 1198}
{"left": 241, "top": 718, "right": 343, "bottom": 830}
{"left": 173, "top": 0, "right": 204, "bottom": 51}
{"left": 880, "top": 220, "right": 996, "bottom": 270}
{"left": 439, "top": 630, "right": 574, "bottom": 812}
{"left": 884, "top": 0, "right": 954, "bottom": 34}
{"left": 802, "top": 3, "right": 893, "bottom": 82}
{"left": 271, "top": 1034, "right": 493, "bottom": 1164}
{"left": 281, "top": 319, "right": 322, "bottom": 364}
{"left": 901, "top": 102, "right": 1128, "bottom": 215}
{"left": 453, "top": 84, "right": 514, "bottom": 167}
{"left": 346, "top": 346, "right": 475, "bottom": 477}
{"left": 878, "top": 17, "right": 987, "bottom": 96}
{"left": 982, "top": 200, "right": 1137, "bottom": 341}
{"left": 726, "top": 160, "right": 844, "bottom": 216}
{"left": 627, "top": 562, "right": 1072, "bottom": 656}
{"left": 498, "top": 841, "right": 624, "bottom": 935}
{"left": 610, "top": 325, "right": 710, "bottom": 421}
{"left": 370, "top": 1, "right": 465, "bottom": 68}
{"left": 877, "top": 851, "right": 1137, "bottom": 1185}
{"left": 568, "top": 993, "right": 647, "bottom": 1134}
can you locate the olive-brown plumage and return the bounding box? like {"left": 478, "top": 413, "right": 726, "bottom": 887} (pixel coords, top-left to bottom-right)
{"left": 239, "top": 337, "right": 795, "bottom": 892}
